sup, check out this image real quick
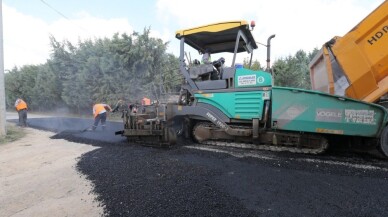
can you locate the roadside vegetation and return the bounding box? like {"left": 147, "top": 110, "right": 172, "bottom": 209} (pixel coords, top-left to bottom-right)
{"left": 5, "top": 28, "right": 180, "bottom": 116}
{"left": 5, "top": 26, "right": 319, "bottom": 117}
{"left": 0, "top": 123, "right": 25, "bottom": 145}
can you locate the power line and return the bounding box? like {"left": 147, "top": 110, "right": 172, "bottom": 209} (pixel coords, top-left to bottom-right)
{"left": 40, "top": 0, "right": 71, "bottom": 21}
{"left": 39, "top": 0, "right": 90, "bottom": 33}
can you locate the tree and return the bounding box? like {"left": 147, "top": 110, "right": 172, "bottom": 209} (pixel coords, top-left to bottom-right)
{"left": 272, "top": 50, "right": 312, "bottom": 89}
{"left": 5, "top": 65, "right": 38, "bottom": 110}
{"left": 31, "top": 63, "right": 63, "bottom": 111}
{"left": 242, "top": 58, "right": 262, "bottom": 70}
{"left": 6, "top": 27, "right": 323, "bottom": 114}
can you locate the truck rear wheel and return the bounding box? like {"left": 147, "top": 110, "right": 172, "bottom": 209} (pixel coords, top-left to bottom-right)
{"left": 380, "top": 125, "right": 388, "bottom": 158}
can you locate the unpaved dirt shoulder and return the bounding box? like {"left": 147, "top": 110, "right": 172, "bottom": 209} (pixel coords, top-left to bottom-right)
{"left": 0, "top": 126, "right": 103, "bottom": 217}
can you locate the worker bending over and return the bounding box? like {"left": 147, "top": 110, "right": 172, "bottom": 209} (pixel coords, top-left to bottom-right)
{"left": 92, "top": 103, "right": 112, "bottom": 131}
{"left": 15, "top": 98, "right": 28, "bottom": 127}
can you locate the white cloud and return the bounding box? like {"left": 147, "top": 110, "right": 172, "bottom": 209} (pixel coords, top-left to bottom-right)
{"left": 150, "top": 28, "right": 171, "bottom": 44}
{"left": 2, "top": 4, "right": 134, "bottom": 70}
{"left": 2, "top": 0, "right": 384, "bottom": 70}
{"left": 49, "top": 16, "right": 133, "bottom": 43}
{"left": 251, "top": 0, "right": 383, "bottom": 63}
{"left": 3, "top": 5, "right": 50, "bottom": 70}
{"left": 156, "top": 0, "right": 258, "bottom": 27}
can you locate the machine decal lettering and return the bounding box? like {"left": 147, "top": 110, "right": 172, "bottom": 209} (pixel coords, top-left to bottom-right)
{"left": 367, "top": 25, "right": 387, "bottom": 45}
{"left": 238, "top": 75, "right": 256, "bottom": 86}
{"left": 217, "top": 121, "right": 227, "bottom": 129}
{"left": 344, "top": 109, "right": 376, "bottom": 125}
{"left": 206, "top": 112, "right": 227, "bottom": 129}
{"left": 315, "top": 109, "right": 342, "bottom": 122}
{"left": 206, "top": 112, "right": 217, "bottom": 122}
{"left": 257, "top": 76, "right": 265, "bottom": 84}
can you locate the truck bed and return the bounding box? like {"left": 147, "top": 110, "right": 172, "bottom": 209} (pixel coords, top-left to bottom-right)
{"left": 309, "top": 1, "right": 388, "bottom": 103}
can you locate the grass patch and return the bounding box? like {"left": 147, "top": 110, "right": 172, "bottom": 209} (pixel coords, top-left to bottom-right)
{"left": 0, "top": 123, "right": 26, "bottom": 145}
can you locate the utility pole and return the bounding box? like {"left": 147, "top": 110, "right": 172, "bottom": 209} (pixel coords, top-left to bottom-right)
{"left": 0, "top": 0, "right": 7, "bottom": 136}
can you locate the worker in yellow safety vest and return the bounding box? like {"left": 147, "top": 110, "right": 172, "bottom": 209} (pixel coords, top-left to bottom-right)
{"left": 14, "top": 98, "right": 28, "bottom": 127}
{"left": 201, "top": 48, "right": 212, "bottom": 64}
{"left": 91, "top": 103, "right": 112, "bottom": 131}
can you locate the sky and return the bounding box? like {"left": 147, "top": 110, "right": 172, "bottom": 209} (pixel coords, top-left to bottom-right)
{"left": 1, "top": 0, "right": 385, "bottom": 70}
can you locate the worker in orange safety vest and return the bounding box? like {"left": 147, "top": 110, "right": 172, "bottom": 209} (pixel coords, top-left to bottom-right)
{"left": 15, "top": 98, "right": 28, "bottom": 127}
{"left": 91, "top": 103, "right": 112, "bottom": 131}
{"left": 141, "top": 97, "right": 151, "bottom": 106}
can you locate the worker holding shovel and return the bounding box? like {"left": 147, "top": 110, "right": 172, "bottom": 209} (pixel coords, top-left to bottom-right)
{"left": 89, "top": 103, "right": 112, "bottom": 131}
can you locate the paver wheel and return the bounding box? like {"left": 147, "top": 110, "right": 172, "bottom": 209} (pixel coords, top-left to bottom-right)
{"left": 380, "top": 125, "right": 388, "bottom": 158}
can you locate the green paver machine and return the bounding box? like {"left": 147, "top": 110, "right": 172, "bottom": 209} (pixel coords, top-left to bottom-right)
{"left": 116, "top": 20, "right": 388, "bottom": 157}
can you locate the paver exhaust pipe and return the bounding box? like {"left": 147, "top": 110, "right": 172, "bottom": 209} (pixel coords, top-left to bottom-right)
{"left": 266, "top": 34, "right": 276, "bottom": 71}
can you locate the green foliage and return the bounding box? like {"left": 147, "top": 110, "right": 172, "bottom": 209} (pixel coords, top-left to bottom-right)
{"left": 5, "top": 65, "right": 38, "bottom": 110}
{"left": 242, "top": 58, "right": 263, "bottom": 70}
{"left": 272, "top": 49, "right": 318, "bottom": 89}
{"left": 5, "top": 26, "right": 320, "bottom": 114}
{"left": 241, "top": 49, "right": 319, "bottom": 89}
{"left": 32, "top": 64, "right": 63, "bottom": 111}
{"left": 5, "top": 28, "right": 180, "bottom": 114}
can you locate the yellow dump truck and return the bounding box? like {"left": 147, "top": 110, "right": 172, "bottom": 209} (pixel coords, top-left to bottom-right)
{"left": 309, "top": 1, "right": 388, "bottom": 108}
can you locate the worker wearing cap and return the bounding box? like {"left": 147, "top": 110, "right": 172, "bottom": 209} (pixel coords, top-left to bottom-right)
{"left": 91, "top": 103, "right": 112, "bottom": 131}
{"left": 15, "top": 98, "right": 28, "bottom": 127}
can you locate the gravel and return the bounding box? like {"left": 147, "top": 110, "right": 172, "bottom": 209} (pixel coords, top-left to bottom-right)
{"left": 15, "top": 117, "right": 388, "bottom": 217}
{"left": 76, "top": 144, "right": 257, "bottom": 217}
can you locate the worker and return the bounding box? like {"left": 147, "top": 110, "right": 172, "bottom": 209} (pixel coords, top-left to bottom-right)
{"left": 201, "top": 48, "right": 212, "bottom": 64}
{"left": 91, "top": 103, "right": 112, "bottom": 131}
{"left": 111, "top": 99, "right": 124, "bottom": 113}
{"left": 129, "top": 103, "right": 138, "bottom": 113}
{"left": 141, "top": 97, "right": 151, "bottom": 106}
{"left": 14, "top": 98, "right": 28, "bottom": 127}
{"left": 212, "top": 57, "right": 225, "bottom": 80}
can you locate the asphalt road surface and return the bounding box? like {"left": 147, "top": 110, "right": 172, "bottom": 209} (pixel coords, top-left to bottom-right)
{"left": 9, "top": 116, "right": 388, "bottom": 217}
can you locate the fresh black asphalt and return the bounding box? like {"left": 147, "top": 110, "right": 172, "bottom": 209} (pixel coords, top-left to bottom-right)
{"left": 9, "top": 117, "right": 388, "bottom": 217}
